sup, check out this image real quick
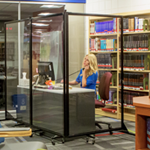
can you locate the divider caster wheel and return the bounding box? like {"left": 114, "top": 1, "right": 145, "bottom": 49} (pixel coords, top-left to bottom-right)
{"left": 39, "top": 132, "right": 44, "bottom": 136}
{"left": 30, "top": 134, "right": 33, "bottom": 137}
{"left": 108, "top": 125, "right": 113, "bottom": 135}
{"left": 92, "top": 139, "right": 95, "bottom": 145}
{"left": 51, "top": 140, "right": 55, "bottom": 145}
{"left": 86, "top": 137, "right": 89, "bottom": 143}
{"left": 61, "top": 138, "right": 65, "bottom": 144}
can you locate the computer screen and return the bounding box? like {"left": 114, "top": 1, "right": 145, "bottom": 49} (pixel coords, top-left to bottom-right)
{"left": 38, "top": 61, "right": 55, "bottom": 81}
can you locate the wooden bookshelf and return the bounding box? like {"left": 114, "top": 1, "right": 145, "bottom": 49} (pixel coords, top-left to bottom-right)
{"left": 89, "top": 17, "right": 120, "bottom": 119}
{"left": 118, "top": 112, "right": 135, "bottom": 122}
{"left": 89, "top": 10, "right": 150, "bottom": 121}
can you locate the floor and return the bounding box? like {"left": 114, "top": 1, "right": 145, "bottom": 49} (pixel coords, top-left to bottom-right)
{"left": 0, "top": 115, "right": 136, "bottom": 150}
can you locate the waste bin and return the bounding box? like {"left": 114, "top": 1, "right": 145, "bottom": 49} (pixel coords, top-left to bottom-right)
{"left": 12, "top": 94, "right": 27, "bottom": 113}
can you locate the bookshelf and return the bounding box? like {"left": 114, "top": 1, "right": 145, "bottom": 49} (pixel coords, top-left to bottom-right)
{"left": 89, "top": 17, "right": 120, "bottom": 120}
{"left": 89, "top": 10, "right": 150, "bottom": 122}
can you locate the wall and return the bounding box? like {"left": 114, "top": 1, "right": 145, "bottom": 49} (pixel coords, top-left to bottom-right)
{"left": 84, "top": 0, "right": 150, "bottom": 54}
{"left": 85, "top": 0, "right": 150, "bottom": 14}
{"left": 65, "top": 3, "right": 85, "bottom": 81}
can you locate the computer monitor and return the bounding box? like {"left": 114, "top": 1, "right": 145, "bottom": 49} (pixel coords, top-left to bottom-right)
{"left": 38, "top": 61, "right": 55, "bottom": 81}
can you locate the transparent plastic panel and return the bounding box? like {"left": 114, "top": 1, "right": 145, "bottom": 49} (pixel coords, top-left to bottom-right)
{"left": 21, "top": 3, "right": 65, "bottom": 19}
{"left": 32, "top": 15, "right": 64, "bottom": 135}
{"left": 0, "top": 3, "right": 18, "bottom": 117}
{"left": 68, "top": 15, "right": 121, "bottom": 134}
{"left": 120, "top": 15, "right": 150, "bottom": 133}
{"left": 6, "top": 20, "right": 31, "bottom": 124}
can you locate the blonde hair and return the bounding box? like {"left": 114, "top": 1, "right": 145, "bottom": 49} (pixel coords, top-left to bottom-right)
{"left": 82, "top": 54, "right": 98, "bottom": 77}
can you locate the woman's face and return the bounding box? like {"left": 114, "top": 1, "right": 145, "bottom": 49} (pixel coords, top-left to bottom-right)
{"left": 83, "top": 56, "right": 89, "bottom": 67}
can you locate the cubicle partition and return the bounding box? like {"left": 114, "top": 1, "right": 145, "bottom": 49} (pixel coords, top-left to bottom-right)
{"left": 5, "top": 19, "right": 31, "bottom": 125}
{"left": 4, "top": 12, "right": 126, "bottom": 140}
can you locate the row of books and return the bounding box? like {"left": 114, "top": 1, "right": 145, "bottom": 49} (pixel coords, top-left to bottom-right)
{"left": 119, "top": 73, "right": 149, "bottom": 90}
{"left": 119, "top": 54, "right": 150, "bottom": 71}
{"left": 119, "top": 91, "right": 147, "bottom": 106}
{"left": 89, "top": 38, "right": 117, "bottom": 51}
{"left": 96, "top": 54, "right": 117, "bottom": 69}
{"left": 90, "top": 18, "right": 150, "bottom": 35}
{"left": 90, "top": 18, "right": 117, "bottom": 34}
{"left": 123, "top": 18, "right": 134, "bottom": 32}
{"left": 123, "top": 18, "right": 150, "bottom": 33}
{"left": 123, "top": 35, "right": 150, "bottom": 51}
{"left": 98, "top": 71, "right": 117, "bottom": 86}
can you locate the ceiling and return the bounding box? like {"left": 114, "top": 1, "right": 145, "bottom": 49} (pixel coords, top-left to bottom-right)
{"left": 0, "top": 3, "right": 65, "bottom": 21}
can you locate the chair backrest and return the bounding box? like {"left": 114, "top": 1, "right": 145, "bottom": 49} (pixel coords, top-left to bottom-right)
{"left": 98, "top": 72, "right": 112, "bottom": 100}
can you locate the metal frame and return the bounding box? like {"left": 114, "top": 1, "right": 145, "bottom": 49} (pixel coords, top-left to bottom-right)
{"left": 4, "top": 11, "right": 133, "bottom": 143}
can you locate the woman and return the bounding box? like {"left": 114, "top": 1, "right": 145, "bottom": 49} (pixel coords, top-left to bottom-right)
{"left": 61, "top": 54, "right": 98, "bottom": 91}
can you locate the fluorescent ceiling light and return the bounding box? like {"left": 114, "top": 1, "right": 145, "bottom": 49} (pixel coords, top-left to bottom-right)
{"left": 32, "top": 23, "right": 49, "bottom": 27}
{"left": 38, "top": 13, "right": 55, "bottom": 16}
{"left": 40, "top": 5, "right": 63, "bottom": 8}
{"left": 37, "top": 20, "right": 52, "bottom": 23}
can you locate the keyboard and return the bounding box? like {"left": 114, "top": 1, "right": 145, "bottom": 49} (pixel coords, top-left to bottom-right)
{"left": 34, "top": 84, "right": 48, "bottom": 89}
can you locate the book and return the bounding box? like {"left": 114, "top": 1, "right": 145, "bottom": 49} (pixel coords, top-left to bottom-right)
{"left": 90, "top": 23, "right": 95, "bottom": 34}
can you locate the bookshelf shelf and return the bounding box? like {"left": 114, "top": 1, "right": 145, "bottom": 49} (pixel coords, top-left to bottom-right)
{"left": 106, "top": 104, "right": 117, "bottom": 106}
{"left": 119, "top": 69, "right": 150, "bottom": 73}
{"left": 110, "top": 86, "right": 117, "bottom": 89}
{"left": 119, "top": 106, "right": 135, "bottom": 110}
{"left": 123, "top": 31, "right": 150, "bottom": 35}
{"left": 95, "top": 108, "right": 118, "bottom": 119}
{"left": 119, "top": 88, "right": 149, "bottom": 92}
{"left": 90, "top": 33, "right": 117, "bottom": 37}
{"left": 96, "top": 85, "right": 117, "bottom": 89}
{"left": 90, "top": 51, "right": 117, "bottom": 54}
{"left": 98, "top": 68, "right": 117, "bottom": 71}
{"left": 119, "top": 112, "right": 135, "bottom": 121}
{"left": 119, "top": 51, "right": 150, "bottom": 53}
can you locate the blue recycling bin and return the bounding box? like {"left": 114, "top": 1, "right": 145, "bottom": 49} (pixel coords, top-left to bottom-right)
{"left": 12, "top": 94, "right": 27, "bottom": 113}
{"left": 0, "top": 123, "right": 5, "bottom": 143}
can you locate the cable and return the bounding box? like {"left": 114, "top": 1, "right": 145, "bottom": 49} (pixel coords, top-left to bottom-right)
{"left": 55, "top": 68, "right": 83, "bottom": 82}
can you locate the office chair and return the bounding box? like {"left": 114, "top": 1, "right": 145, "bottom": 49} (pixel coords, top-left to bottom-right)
{"left": 95, "top": 72, "right": 113, "bottom": 135}
{"left": 0, "top": 127, "right": 47, "bottom": 150}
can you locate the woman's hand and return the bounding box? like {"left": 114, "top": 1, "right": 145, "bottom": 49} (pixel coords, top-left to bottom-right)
{"left": 84, "top": 65, "right": 90, "bottom": 72}
{"left": 61, "top": 79, "right": 64, "bottom": 83}
{"left": 83, "top": 65, "right": 90, "bottom": 76}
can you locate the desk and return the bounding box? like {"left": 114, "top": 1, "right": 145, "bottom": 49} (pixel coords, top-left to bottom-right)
{"left": 16, "top": 86, "right": 95, "bottom": 136}
{"left": 0, "top": 76, "right": 16, "bottom": 80}
{"left": 133, "top": 96, "right": 150, "bottom": 150}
